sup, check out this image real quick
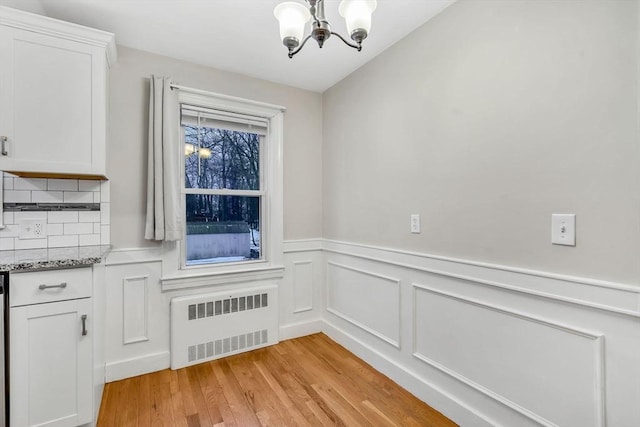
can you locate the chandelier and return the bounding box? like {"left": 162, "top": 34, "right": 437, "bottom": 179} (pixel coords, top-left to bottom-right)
{"left": 274, "top": 0, "right": 377, "bottom": 58}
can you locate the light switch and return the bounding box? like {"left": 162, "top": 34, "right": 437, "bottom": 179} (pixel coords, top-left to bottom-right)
{"left": 410, "top": 214, "right": 421, "bottom": 234}
{"left": 551, "top": 214, "right": 575, "bottom": 246}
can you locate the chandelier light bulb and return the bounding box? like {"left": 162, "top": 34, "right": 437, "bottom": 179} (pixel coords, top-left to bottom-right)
{"left": 274, "top": 2, "right": 311, "bottom": 49}
{"left": 339, "top": 0, "right": 377, "bottom": 42}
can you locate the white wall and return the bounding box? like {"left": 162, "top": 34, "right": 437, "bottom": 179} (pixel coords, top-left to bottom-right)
{"left": 319, "top": 1, "right": 640, "bottom": 425}
{"left": 323, "top": 0, "right": 640, "bottom": 285}
{"left": 0, "top": 0, "right": 45, "bottom": 14}
{"left": 108, "top": 46, "right": 323, "bottom": 249}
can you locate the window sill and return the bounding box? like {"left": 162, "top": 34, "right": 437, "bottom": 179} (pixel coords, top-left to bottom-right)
{"left": 160, "top": 264, "right": 285, "bottom": 292}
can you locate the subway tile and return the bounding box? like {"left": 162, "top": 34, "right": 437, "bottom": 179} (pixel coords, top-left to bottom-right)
{"left": 47, "top": 223, "right": 63, "bottom": 236}
{"left": 48, "top": 235, "right": 78, "bottom": 248}
{"left": 64, "top": 222, "right": 94, "bottom": 235}
{"left": 2, "top": 212, "right": 14, "bottom": 225}
{"left": 79, "top": 234, "right": 101, "bottom": 246}
{"left": 3, "top": 176, "right": 13, "bottom": 190}
{"left": 101, "top": 225, "right": 110, "bottom": 245}
{"left": 14, "top": 238, "right": 48, "bottom": 250}
{"left": 63, "top": 191, "right": 94, "bottom": 203}
{"left": 79, "top": 180, "right": 101, "bottom": 192}
{"left": 79, "top": 211, "right": 101, "bottom": 223}
{"left": 0, "top": 237, "right": 14, "bottom": 251}
{"left": 48, "top": 179, "right": 78, "bottom": 191}
{"left": 93, "top": 223, "right": 101, "bottom": 234}
{"left": 31, "top": 191, "right": 64, "bottom": 203}
{"left": 14, "top": 211, "right": 47, "bottom": 221}
{"left": 0, "top": 225, "right": 18, "bottom": 238}
{"left": 14, "top": 178, "right": 47, "bottom": 191}
{"left": 4, "top": 190, "right": 31, "bottom": 203}
{"left": 101, "top": 203, "right": 110, "bottom": 225}
{"left": 48, "top": 211, "right": 79, "bottom": 224}
{"left": 93, "top": 192, "right": 101, "bottom": 203}
{"left": 100, "top": 181, "right": 110, "bottom": 203}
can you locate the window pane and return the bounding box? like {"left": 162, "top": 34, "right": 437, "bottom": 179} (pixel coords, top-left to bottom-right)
{"left": 185, "top": 194, "right": 260, "bottom": 265}
{"left": 184, "top": 125, "right": 260, "bottom": 190}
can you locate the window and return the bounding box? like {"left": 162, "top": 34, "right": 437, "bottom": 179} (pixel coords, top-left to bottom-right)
{"left": 160, "top": 88, "right": 284, "bottom": 290}
{"left": 181, "top": 106, "right": 266, "bottom": 266}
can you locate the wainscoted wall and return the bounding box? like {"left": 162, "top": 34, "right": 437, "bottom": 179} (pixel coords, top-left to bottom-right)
{"left": 322, "top": 240, "right": 640, "bottom": 427}
{"left": 103, "top": 239, "right": 640, "bottom": 426}
{"left": 103, "top": 239, "right": 324, "bottom": 382}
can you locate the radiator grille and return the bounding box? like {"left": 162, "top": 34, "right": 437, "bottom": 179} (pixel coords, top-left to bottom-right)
{"left": 188, "top": 293, "right": 268, "bottom": 320}
{"left": 187, "top": 329, "right": 269, "bottom": 362}
{"left": 170, "top": 285, "right": 278, "bottom": 369}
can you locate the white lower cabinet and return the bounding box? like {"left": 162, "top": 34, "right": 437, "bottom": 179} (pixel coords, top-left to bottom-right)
{"left": 10, "top": 269, "right": 93, "bottom": 427}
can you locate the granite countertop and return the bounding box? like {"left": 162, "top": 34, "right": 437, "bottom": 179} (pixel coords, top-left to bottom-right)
{"left": 0, "top": 245, "right": 111, "bottom": 272}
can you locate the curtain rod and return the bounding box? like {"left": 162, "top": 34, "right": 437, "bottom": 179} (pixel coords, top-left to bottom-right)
{"left": 169, "top": 83, "right": 287, "bottom": 113}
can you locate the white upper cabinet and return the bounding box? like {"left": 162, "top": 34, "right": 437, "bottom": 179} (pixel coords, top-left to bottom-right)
{"left": 0, "top": 7, "right": 116, "bottom": 179}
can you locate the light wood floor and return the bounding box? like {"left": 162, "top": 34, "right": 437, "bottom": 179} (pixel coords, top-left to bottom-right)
{"left": 97, "top": 333, "right": 457, "bottom": 426}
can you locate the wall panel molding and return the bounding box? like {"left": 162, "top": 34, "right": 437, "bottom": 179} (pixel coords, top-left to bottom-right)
{"left": 323, "top": 240, "right": 640, "bottom": 317}
{"left": 411, "top": 284, "right": 605, "bottom": 427}
{"left": 122, "top": 275, "right": 149, "bottom": 345}
{"left": 292, "top": 259, "right": 314, "bottom": 313}
{"left": 326, "top": 261, "right": 401, "bottom": 348}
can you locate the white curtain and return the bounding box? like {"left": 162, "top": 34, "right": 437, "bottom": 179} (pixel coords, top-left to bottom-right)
{"left": 144, "top": 75, "right": 183, "bottom": 241}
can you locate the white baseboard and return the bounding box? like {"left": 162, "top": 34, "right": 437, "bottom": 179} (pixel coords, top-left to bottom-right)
{"left": 321, "top": 320, "right": 494, "bottom": 427}
{"left": 279, "top": 318, "right": 323, "bottom": 340}
{"left": 105, "top": 351, "right": 170, "bottom": 382}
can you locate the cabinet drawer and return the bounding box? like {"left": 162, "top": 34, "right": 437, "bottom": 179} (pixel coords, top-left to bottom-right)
{"left": 10, "top": 267, "right": 92, "bottom": 307}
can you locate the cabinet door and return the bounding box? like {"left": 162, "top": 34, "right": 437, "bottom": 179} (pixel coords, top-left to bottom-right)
{"left": 10, "top": 298, "right": 92, "bottom": 427}
{"left": 0, "top": 26, "right": 106, "bottom": 176}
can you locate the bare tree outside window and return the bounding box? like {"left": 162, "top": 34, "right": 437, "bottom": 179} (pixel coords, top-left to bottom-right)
{"left": 184, "top": 124, "right": 262, "bottom": 265}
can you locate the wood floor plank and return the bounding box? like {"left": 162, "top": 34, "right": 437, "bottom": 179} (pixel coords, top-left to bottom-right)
{"left": 98, "top": 333, "right": 457, "bottom": 427}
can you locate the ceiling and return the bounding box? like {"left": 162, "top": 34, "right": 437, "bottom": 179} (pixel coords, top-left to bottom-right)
{"left": 20, "top": 0, "right": 454, "bottom": 92}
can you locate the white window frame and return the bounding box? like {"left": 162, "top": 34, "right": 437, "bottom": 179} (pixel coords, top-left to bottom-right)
{"left": 160, "top": 88, "right": 285, "bottom": 291}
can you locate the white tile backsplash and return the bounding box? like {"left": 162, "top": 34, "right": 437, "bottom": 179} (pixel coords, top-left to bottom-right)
{"left": 47, "top": 224, "right": 64, "bottom": 236}
{"left": 48, "top": 179, "right": 78, "bottom": 191}
{"left": 48, "top": 235, "right": 79, "bottom": 248}
{"left": 48, "top": 211, "right": 79, "bottom": 224}
{"left": 0, "top": 237, "right": 14, "bottom": 250}
{"left": 14, "top": 212, "right": 47, "bottom": 221}
{"left": 79, "top": 234, "right": 101, "bottom": 246}
{"left": 3, "top": 212, "right": 13, "bottom": 225}
{"left": 14, "top": 178, "right": 47, "bottom": 191}
{"left": 3, "top": 173, "right": 110, "bottom": 249}
{"left": 3, "top": 177, "right": 13, "bottom": 190}
{"left": 100, "top": 203, "right": 110, "bottom": 225}
{"left": 4, "top": 190, "right": 31, "bottom": 203}
{"left": 79, "top": 180, "right": 101, "bottom": 192}
{"left": 64, "top": 222, "right": 94, "bottom": 235}
{"left": 31, "top": 190, "right": 64, "bottom": 203}
{"left": 79, "top": 211, "right": 101, "bottom": 223}
{"left": 14, "top": 238, "right": 48, "bottom": 250}
{"left": 63, "top": 191, "right": 94, "bottom": 203}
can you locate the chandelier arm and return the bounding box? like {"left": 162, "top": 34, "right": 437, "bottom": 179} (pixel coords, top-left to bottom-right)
{"left": 288, "top": 34, "right": 313, "bottom": 58}
{"left": 330, "top": 31, "right": 362, "bottom": 51}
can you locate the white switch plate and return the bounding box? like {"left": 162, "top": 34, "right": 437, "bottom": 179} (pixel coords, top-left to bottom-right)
{"left": 551, "top": 214, "right": 575, "bottom": 246}
{"left": 410, "top": 214, "right": 421, "bottom": 234}
{"left": 19, "top": 219, "right": 47, "bottom": 239}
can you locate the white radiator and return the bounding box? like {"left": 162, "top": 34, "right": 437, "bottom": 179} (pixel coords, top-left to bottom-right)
{"left": 170, "top": 284, "right": 278, "bottom": 369}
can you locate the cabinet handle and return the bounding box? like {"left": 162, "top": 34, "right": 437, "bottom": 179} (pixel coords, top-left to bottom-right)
{"left": 81, "top": 314, "right": 88, "bottom": 336}
{"left": 38, "top": 282, "right": 68, "bottom": 290}
{"left": 1, "top": 136, "right": 7, "bottom": 156}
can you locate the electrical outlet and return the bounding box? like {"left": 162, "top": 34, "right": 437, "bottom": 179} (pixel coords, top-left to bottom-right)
{"left": 19, "top": 220, "right": 47, "bottom": 240}
{"left": 410, "top": 214, "right": 421, "bottom": 234}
